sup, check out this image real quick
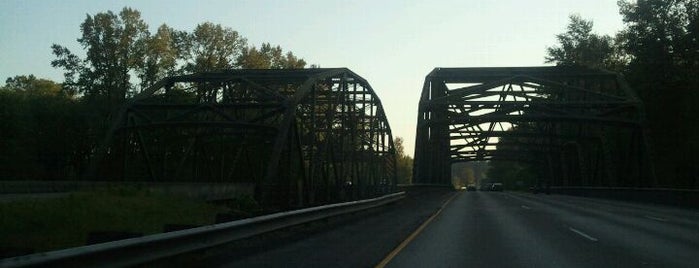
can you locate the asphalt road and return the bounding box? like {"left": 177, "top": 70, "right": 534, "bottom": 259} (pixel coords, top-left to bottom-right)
{"left": 188, "top": 187, "right": 455, "bottom": 268}
{"left": 386, "top": 191, "right": 699, "bottom": 268}
{"left": 177, "top": 189, "right": 699, "bottom": 268}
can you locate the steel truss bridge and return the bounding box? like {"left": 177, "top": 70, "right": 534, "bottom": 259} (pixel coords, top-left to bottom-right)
{"left": 90, "top": 68, "right": 396, "bottom": 208}
{"left": 413, "top": 67, "right": 656, "bottom": 187}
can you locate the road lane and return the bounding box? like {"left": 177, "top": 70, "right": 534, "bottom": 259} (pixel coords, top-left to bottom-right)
{"left": 387, "top": 191, "right": 581, "bottom": 267}
{"left": 386, "top": 191, "right": 699, "bottom": 268}
{"left": 178, "top": 189, "right": 699, "bottom": 268}
{"left": 505, "top": 192, "right": 699, "bottom": 267}
{"left": 198, "top": 188, "right": 454, "bottom": 268}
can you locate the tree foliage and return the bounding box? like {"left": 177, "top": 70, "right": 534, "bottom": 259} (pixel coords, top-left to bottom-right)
{"left": 4, "top": 75, "right": 62, "bottom": 96}
{"left": 1, "top": 7, "right": 311, "bottom": 181}
{"left": 539, "top": 1, "right": 699, "bottom": 188}
{"left": 451, "top": 163, "right": 475, "bottom": 188}
{"left": 139, "top": 24, "right": 179, "bottom": 88}
{"left": 545, "top": 14, "right": 627, "bottom": 71}
{"left": 1, "top": 77, "right": 89, "bottom": 180}
{"left": 51, "top": 7, "right": 308, "bottom": 108}
{"left": 51, "top": 7, "right": 149, "bottom": 110}
{"left": 393, "top": 137, "right": 413, "bottom": 184}
{"left": 238, "top": 43, "right": 307, "bottom": 69}
{"left": 178, "top": 22, "right": 247, "bottom": 73}
{"left": 617, "top": 0, "right": 699, "bottom": 187}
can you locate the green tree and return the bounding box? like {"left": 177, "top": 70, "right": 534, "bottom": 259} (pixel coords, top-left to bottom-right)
{"left": 451, "top": 162, "right": 476, "bottom": 188}
{"left": 4, "top": 75, "right": 62, "bottom": 96}
{"left": 179, "top": 22, "right": 247, "bottom": 73}
{"left": 618, "top": 0, "right": 699, "bottom": 187}
{"left": 1, "top": 76, "right": 87, "bottom": 180}
{"left": 545, "top": 14, "right": 626, "bottom": 71}
{"left": 14, "top": 6, "right": 312, "bottom": 182}
{"left": 138, "top": 24, "right": 180, "bottom": 89}
{"left": 394, "top": 137, "right": 413, "bottom": 184}
{"left": 52, "top": 8, "right": 310, "bottom": 97}
{"left": 51, "top": 7, "right": 150, "bottom": 109}
{"left": 238, "top": 43, "right": 307, "bottom": 69}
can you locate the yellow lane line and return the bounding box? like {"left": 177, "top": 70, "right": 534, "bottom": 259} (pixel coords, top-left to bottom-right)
{"left": 374, "top": 191, "right": 460, "bottom": 268}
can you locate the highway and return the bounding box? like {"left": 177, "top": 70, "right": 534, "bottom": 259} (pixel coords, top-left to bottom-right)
{"left": 386, "top": 191, "right": 699, "bottom": 268}
{"left": 187, "top": 188, "right": 454, "bottom": 267}
{"left": 182, "top": 189, "right": 699, "bottom": 268}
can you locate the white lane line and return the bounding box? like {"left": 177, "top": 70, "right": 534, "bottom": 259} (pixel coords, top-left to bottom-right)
{"left": 568, "top": 227, "right": 598, "bottom": 242}
{"left": 644, "top": 215, "right": 668, "bottom": 222}
{"left": 521, "top": 205, "right": 531, "bottom": 210}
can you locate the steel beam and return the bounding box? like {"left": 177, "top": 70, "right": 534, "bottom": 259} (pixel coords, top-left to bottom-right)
{"left": 90, "top": 68, "right": 397, "bottom": 209}
{"left": 413, "top": 66, "right": 655, "bottom": 187}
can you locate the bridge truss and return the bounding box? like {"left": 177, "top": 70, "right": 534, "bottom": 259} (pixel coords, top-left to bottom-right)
{"left": 413, "top": 67, "right": 655, "bottom": 187}
{"left": 91, "top": 68, "right": 396, "bottom": 207}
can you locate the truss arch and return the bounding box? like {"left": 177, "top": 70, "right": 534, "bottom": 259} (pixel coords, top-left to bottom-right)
{"left": 413, "top": 66, "right": 655, "bottom": 187}
{"left": 91, "top": 68, "right": 396, "bottom": 207}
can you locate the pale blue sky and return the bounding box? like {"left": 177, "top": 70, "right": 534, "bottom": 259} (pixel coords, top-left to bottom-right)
{"left": 0, "top": 0, "right": 625, "bottom": 155}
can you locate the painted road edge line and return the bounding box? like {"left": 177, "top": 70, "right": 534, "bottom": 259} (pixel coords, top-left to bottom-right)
{"left": 374, "top": 192, "right": 459, "bottom": 268}
{"left": 644, "top": 215, "right": 668, "bottom": 222}
{"left": 568, "top": 227, "right": 598, "bottom": 242}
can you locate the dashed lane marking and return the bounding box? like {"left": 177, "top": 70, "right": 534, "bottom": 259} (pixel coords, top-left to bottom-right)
{"left": 521, "top": 205, "right": 531, "bottom": 210}
{"left": 568, "top": 227, "right": 598, "bottom": 242}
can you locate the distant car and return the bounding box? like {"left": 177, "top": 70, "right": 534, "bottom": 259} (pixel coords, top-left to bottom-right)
{"left": 491, "top": 183, "right": 504, "bottom": 191}
{"left": 480, "top": 183, "right": 493, "bottom": 191}
{"left": 466, "top": 184, "right": 477, "bottom": 191}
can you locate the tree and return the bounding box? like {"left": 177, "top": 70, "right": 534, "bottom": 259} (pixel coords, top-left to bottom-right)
{"left": 617, "top": 0, "right": 699, "bottom": 187}
{"left": 51, "top": 7, "right": 150, "bottom": 109}
{"left": 545, "top": 14, "right": 626, "bottom": 70}
{"left": 618, "top": 0, "right": 698, "bottom": 101}
{"left": 16, "top": 6, "right": 312, "bottom": 182}
{"left": 52, "top": 7, "right": 311, "bottom": 99}
{"left": 394, "top": 137, "right": 413, "bottom": 184}
{"left": 138, "top": 24, "right": 180, "bottom": 89}
{"left": 179, "top": 22, "right": 247, "bottom": 73}
{"left": 4, "top": 75, "right": 62, "bottom": 96}
{"left": 238, "top": 43, "right": 306, "bottom": 69}
{"left": 451, "top": 162, "right": 476, "bottom": 188}
{"left": 50, "top": 45, "right": 83, "bottom": 97}
{"left": 1, "top": 76, "right": 85, "bottom": 180}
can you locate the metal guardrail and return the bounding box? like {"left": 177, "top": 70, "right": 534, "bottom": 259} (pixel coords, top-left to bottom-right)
{"left": 397, "top": 183, "right": 454, "bottom": 188}
{"left": 1, "top": 192, "right": 405, "bottom": 267}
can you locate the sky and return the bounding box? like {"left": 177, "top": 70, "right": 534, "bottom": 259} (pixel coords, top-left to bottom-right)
{"left": 0, "top": 0, "right": 626, "bottom": 155}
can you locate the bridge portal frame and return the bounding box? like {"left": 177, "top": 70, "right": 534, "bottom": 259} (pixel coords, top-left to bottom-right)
{"left": 89, "top": 68, "right": 397, "bottom": 208}
{"left": 413, "top": 66, "right": 656, "bottom": 187}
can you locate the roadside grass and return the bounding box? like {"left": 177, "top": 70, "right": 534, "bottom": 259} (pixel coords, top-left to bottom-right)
{"left": 0, "top": 188, "right": 236, "bottom": 253}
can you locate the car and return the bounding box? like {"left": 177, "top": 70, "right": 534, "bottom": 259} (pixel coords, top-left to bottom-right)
{"left": 466, "top": 184, "right": 477, "bottom": 191}
{"left": 480, "top": 183, "right": 494, "bottom": 191}
{"left": 491, "top": 183, "right": 504, "bottom": 191}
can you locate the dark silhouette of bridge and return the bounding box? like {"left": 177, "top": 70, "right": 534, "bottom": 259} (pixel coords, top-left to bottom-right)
{"left": 413, "top": 66, "right": 655, "bottom": 188}
{"left": 90, "top": 68, "right": 396, "bottom": 208}
{"left": 88, "top": 66, "right": 658, "bottom": 207}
